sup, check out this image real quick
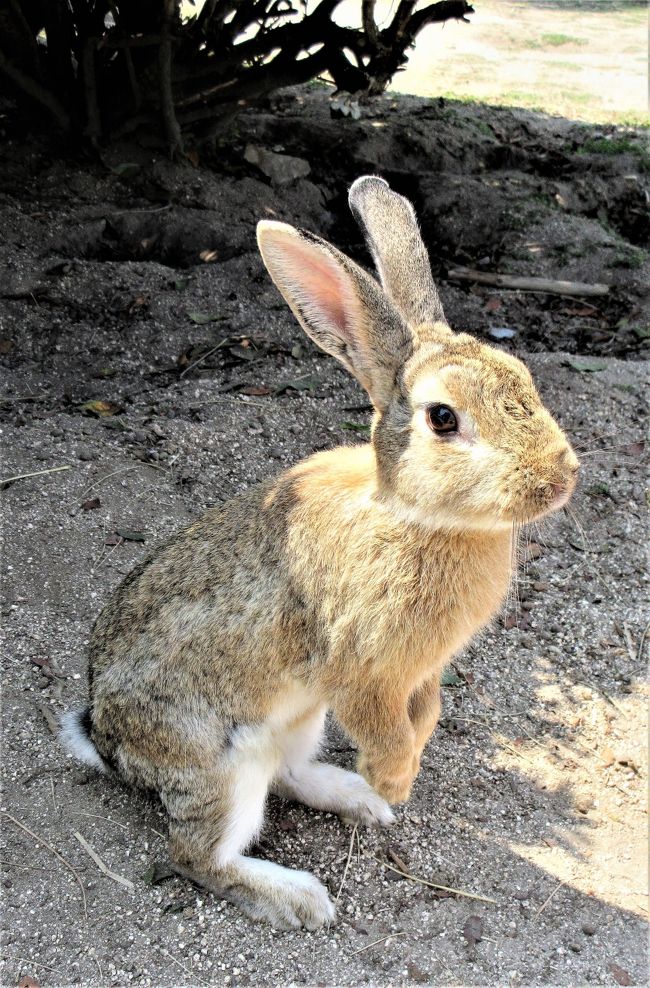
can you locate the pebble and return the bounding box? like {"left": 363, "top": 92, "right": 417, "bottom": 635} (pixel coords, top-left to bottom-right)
{"left": 575, "top": 793, "right": 594, "bottom": 813}
{"left": 581, "top": 923, "right": 597, "bottom": 936}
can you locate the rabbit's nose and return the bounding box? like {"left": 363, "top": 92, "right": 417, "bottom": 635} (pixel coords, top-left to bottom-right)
{"left": 558, "top": 446, "right": 579, "bottom": 477}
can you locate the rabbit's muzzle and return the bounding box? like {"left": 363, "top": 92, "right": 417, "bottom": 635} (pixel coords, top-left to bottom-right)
{"left": 517, "top": 443, "right": 579, "bottom": 520}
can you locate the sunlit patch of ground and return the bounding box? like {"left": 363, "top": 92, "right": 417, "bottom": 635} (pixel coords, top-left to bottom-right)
{"left": 335, "top": 0, "right": 648, "bottom": 125}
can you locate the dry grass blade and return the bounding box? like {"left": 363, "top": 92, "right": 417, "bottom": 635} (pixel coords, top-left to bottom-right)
{"left": 352, "top": 930, "right": 409, "bottom": 955}
{"left": 375, "top": 857, "right": 497, "bottom": 904}
{"left": 533, "top": 879, "right": 567, "bottom": 919}
{"left": 73, "top": 831, "right": 135, "bottom": 889}
{"left": 1, "top": 810, "right": 87, "bottom": 919}
{"left": 637, "top": 621, "right": 650, "bottom": 667}
{"left": 179, "top": 337, "right": 229, "bottom": 379}
{"left": 0, "top": 464, "right": 71, "bottom": 484}
{"left": 159, "top": 946, "right": 210, "bottom": 985}
{"left": 70, "top": 811, "right": 129, "bottom": 830}
{"left": 336, "top": 823, "right": 358, "bottom": 901}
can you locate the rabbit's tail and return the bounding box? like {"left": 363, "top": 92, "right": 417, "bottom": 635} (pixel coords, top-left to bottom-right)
{"left": 59, "top": 707, "right": 107, "bottom": 773}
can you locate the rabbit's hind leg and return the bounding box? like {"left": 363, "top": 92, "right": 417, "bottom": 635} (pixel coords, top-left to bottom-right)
{"left": 274, "top": 706, "right": 395, "bottom": 827}
{"left": 164, "top": 729, "right": 335, "bottom": 930}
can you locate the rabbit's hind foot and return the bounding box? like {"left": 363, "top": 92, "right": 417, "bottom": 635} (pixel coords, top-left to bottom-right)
{"left": 175, "top": 855, "right": 336, "bottom": 930}
{"left": 274, "top": 763, "right": 395, "bottom": 827}
{"left": 164, "top": 723, "right": 336, "bottom": 929}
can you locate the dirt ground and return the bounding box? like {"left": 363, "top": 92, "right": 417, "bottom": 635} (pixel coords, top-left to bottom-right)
{"left": 0, "top": 88, "right": 648, "bottom": 987}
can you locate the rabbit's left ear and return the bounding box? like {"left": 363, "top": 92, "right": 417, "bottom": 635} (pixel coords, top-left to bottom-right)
{"left": 349, "top": 176, "right": 450, "bottom": 332}
{"left": 257, "top": 220, "right": 412, "bottom": 410}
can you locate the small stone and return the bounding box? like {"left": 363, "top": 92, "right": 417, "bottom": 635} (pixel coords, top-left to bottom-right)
{"left": 581, "top": 923, "right": 597, "bottom": 936}
{"left": 406, "top": 961, "right": 429, "bottom": 983}
{"left": 575, "top": 794, "right": 594, "bottom": 814}
{"left": 569, "top": 942, "right": 582, "bottom": 953}
{"left": 244, "top": 145, "right": 311, "bottom": 186}
{"left": 532, "top": 581, "right": 549, "bottom": 591}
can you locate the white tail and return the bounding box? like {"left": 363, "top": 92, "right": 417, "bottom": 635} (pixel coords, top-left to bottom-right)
{"left": 59, "top": 708, "right": 106, "bottom": 773}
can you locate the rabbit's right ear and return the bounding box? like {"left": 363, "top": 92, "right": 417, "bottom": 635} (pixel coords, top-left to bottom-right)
{"left": 349, "top": 176, "right": 450, "bottom": 333}
{"left": 257, "top": 221, "right": 412, "bottom": 410}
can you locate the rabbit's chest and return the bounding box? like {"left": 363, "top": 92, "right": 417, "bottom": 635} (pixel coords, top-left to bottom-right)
{"left": 350, "top": 532, "right": 512, "bottom": 669}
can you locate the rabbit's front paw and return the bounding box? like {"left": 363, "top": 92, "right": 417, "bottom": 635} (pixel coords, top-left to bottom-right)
{"left": 357, "top": 754, "right": 414, "bottom": 805}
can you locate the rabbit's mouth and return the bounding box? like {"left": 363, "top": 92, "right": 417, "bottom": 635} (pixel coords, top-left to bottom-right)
{"left": 549, "top": 482, "right": 574, "bottom": 510}
{"left": 516, "top": 474, "right": 578, "bottom": 522}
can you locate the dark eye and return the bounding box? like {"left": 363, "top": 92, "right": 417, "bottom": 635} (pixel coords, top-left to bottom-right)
{"left": 426, "top": 403, "right": 458, "bottom": 434}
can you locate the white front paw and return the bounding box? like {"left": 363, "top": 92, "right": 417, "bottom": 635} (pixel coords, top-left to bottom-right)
{"left": 338, "top": 773, "right": 396, "bottom": 827}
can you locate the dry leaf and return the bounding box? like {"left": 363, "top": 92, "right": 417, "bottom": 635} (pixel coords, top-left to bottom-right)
{"left": 19, "top": 977, "right": 40, "bottom": 988}
{"left": 82, "top": 497, "right": 101, "bottom": 511}
{"left": 199, "top": 249, "right": 219, "bottom": 263}
{"left": 79, "top": 399, "right": 123, "bottom": 418}
{"left": 485, "top": 297, "right": 502, "bottom": 311}
{"left": 608, "top": 963, "right": 633, "bottom": 986}
{"left": 240, "top": 386, "right": 271, "bottom": 396}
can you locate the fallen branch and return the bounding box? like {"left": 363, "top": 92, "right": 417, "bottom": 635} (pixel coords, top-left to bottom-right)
{"left": 73, "top": 831, "right": 135, "bottom": 889}
{"left": 447, "top": 267, "right": 610, "bottom": 297}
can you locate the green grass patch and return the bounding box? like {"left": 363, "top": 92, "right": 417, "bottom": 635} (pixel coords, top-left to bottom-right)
{"left": 541, "top": 33, "right": 588, "bottom": 46}
{"left": 582, "top": 137, "right": 639, "bottom": 154}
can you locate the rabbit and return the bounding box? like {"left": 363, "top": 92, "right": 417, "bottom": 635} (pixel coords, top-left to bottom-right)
{"left": 60, "top": 175, "right": 579, "bottom": 930}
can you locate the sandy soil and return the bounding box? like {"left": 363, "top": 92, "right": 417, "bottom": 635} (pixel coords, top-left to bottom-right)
{"left": 0, "top": 89, "right": 648, "bottom": 987}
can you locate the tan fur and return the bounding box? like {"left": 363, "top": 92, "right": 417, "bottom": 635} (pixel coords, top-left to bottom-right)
{"left": 61, "top": 176, "right": 578, "bottom": 929}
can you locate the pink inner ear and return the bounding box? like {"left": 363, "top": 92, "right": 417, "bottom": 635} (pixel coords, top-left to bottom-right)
{"left": 272, "top": 236, "right": 357, "bottom": 344}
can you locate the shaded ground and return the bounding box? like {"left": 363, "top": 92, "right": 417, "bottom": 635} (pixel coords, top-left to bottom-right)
{"left": 0, "top": 89, "right": 648, "bottom": 986}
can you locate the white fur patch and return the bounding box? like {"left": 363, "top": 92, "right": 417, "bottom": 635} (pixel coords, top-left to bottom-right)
{"left": 277, "top": 762, "right": 395, "bottom": 826}
{"left": 59, "top": 709, "right": 106, "bottom": 772}
{"left": 377, "top": 495, "right": 513, "bottom": 534}
{"left": 214, "top": 684, "right": 323, "bottom": 865}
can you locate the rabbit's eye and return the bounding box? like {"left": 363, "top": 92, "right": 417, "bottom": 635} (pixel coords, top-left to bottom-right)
{"left": 426, "top": 403, "right": 458, "bottom": 434}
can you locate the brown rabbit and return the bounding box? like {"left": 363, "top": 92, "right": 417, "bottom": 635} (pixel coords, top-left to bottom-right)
{"left": 60, "top": 176, "right": 578, "bottom": 930}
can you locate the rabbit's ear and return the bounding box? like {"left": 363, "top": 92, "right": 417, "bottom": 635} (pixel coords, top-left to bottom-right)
{"left": 349, "top": 175, "right": 449, "bottom": 332}
{"left": 257, "top": 220, "right": 412, "bottom": 410}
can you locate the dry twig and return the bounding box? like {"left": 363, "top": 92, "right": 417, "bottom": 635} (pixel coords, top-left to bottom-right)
{"left": 73, "top": 831, "right": 135, "bottom": 889}
{"left": 1, "top": 811, "right": 87, "bottom": 919}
